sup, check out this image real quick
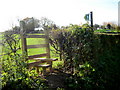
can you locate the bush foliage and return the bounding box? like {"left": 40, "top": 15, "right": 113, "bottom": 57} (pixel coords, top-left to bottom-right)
{"left": 50, "top": 25, "right": 94, "bottom": 74}
{"left": 50, "top": 25, "right": 120, "bottom": 89}
{"left": 1, "top": 32, "right": 47, "bottom": 90}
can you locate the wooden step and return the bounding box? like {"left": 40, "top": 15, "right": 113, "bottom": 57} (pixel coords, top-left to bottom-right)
{"left": 33, "top": 58, "right": 58, "bottom": 61}
{"left": 35, "top": 64, "right": 51, "bottom": 75}
{"left": 36, "top": 64, "right": 50, "bottom": 68}
{"left": 28, "top": 61, "right": 46, "bottom": 68}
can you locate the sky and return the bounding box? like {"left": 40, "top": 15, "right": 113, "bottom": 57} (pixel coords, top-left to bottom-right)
{"left": 0, "top": 0, "right": 119, "bottom": 32}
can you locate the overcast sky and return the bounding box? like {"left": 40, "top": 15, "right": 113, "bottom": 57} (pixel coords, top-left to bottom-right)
{"left": 0, "top": 0, "right": 119, "bottom": 32}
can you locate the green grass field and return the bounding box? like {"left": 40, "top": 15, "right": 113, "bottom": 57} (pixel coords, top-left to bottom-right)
{"left": 94, "top": 29, "right": 120, "bottom": 33}
{"left": 26, "top": 37, "right": 59, "bottom": 58}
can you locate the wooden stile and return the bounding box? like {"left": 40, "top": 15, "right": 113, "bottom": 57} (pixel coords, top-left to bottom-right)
{"left": 20, "top": 21, "right": 57, "bottom": 75}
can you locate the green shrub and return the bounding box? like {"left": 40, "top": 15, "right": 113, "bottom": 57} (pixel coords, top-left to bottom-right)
{"left": 91, "top": 34, "right": 120, "bottom": 89}
{"left": 1, "top": 32, "right": 47, "bottom": 89}
{"left": 116, "top": 26, "right": 120, "bottom": 32}
{"left": 50, "top": 25, "right": 120, "bottom": 89}
{"left": 50, "top": 25, "right": 94, "bottom": 74}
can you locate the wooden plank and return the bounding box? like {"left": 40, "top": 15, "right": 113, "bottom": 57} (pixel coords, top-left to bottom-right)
{"left": 28, "top": 61, "right": 46, "bottom": 68}
{"left": 26, "top": 35, "right": 46, "bottom": 38}
{"left": 33, "top": 58, "right": 58, "bottom": 61}
{"left": 28, "top": 53, "right": 48, "bottom": 59}
{"left": 27, "top": 44, "right": 47, "bottom": 49}
{"left": 37, "top": 64, "right": 50, "bottom": 67}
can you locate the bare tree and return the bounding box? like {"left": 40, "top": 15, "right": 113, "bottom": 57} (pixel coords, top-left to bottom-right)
{"left": 39, "top": 17, "right": 54, "bottom": 30}
{"left": 22, "top": 17, "right": 39, "bottom": 33}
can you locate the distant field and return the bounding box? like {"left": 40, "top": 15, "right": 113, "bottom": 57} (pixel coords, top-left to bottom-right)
{"left": 26, "top": 37, "right": 58, "bottom": 58}
{"left": 26, "top": 37, "right": 46, "bottom": 55}
{"left": 94, "top": 29, "right": 120, "bottom": 33}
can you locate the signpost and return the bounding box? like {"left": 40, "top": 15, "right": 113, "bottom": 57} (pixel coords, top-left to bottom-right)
{"left": 90, "top": 12, "right": 93, "bottom": 28}
{"left": 118, "top": 1, "right": 120, "bottom": 26}
{"left": 84, "top": 11, "right": 93, "bottom": 28}
{"left": 84, "top": 14, "right": 89, "bottom": 21}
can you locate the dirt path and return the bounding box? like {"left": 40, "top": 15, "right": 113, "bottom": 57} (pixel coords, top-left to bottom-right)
{"left": 44, "top": 69, "right": 71, "bottom": 89}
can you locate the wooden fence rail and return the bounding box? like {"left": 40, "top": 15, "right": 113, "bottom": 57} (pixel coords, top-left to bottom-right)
{"left": 26, "top": 35, "right": 46, "bottom": 38}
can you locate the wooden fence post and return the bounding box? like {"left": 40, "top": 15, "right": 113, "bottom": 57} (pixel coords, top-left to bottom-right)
{"left": 20, "top": 21, "right": 28, "bottom": 58}
{"left": 44, "top": 28, "right": 50, "bottom": 58}
{"left": 44, "top": 28, "right": 52, "bottom": 71}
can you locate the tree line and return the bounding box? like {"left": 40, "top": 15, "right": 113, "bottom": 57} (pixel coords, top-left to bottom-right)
{"left": 5, "top": 17, "right": 59, "bottom": 34}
